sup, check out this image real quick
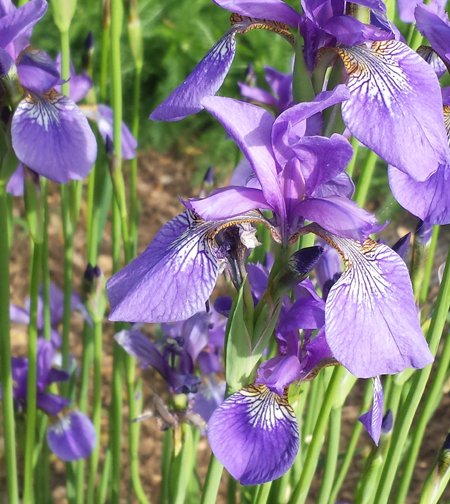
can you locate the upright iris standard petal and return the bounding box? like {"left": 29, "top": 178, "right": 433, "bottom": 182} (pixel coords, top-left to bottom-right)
{"left": 47, "top": 411, "right": 96, "bottom": 461}
{"left": 318, "top": 229, "right": 433, "bottom": 378}
{"left": 201, "top": 96, "right": 284, "bottom": 217}
{"left": 359, "top": 376, "right": 384, "bottom": 445}
{"left": 337, "top": 40, "right": 449, "bottom": 181}
{"left": 0, "top": 0, "right": 47, "bottom": 56}
{"left": 11, "top": 90, "right": 97, "bottom": 183}
{"left": 208, "top": 384, "right": 299, "bottom": 485}
{"left": 415, "top": 3, "right": 450, "bottom": 66}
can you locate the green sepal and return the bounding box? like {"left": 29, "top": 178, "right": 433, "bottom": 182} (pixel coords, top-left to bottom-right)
{"left": 224, "top": 276, "right": 253, "bottom": 393}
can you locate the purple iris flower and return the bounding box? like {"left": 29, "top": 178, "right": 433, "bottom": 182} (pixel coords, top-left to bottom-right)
{"left": 208, "top": 288, "right": 333, "bottom": 485}
{"left": 1, "top": 338, "right": 96, "bottom": 461}
{"left": 114, "top": 309, "right": 226, "bottom": 395}
{"left": 187, "top": 88, "right": 379, "bottom": 244}
{"left": 155, "top": 0, "right": 449, "bottom": 183}
{"left": 238, "top": 65, "right": 293, "bottom": 114}
{"left": 10, "top": 282, "right": 87, "bottom": 348}
{"left": 0, "top": 48, "right": 97, "bottom": 184}
{"left": 0, "top": 1, "right": 97, "bottom": 184}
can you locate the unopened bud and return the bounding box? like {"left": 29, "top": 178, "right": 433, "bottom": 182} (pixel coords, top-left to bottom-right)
{"left": 272, "top": 246, "right": 323, "bottom": 299}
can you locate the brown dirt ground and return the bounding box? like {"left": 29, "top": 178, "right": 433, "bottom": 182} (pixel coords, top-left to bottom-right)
{"left": 5, "top": 150, "right": 450, "bottom": 504}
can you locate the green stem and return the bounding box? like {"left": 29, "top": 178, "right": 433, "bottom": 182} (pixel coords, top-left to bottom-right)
{"left": 253, "top": 482, "right": 272, "bottom": 504}
{"left": 23, "top": 240, "right": 43, "bottom": 504}
{"left": 329, "top": 380, "right": 372, "bottom": 504}
{"left": 353, "top": 150, "right": 377, "bottom": 208}
{"left": 393, "top": 329, "right": 450, "bottom": 504}
{"left": 97, "top": 448, "right": 112, "bottom": 504}
{"left": 160, "top": 429, "right": 172, "bottom": 504}
{"left": 346, "top": 136, "right": 360, "bottom": 179}
{"left": 289, "top": 366, "right": 346, "bottom": 504}
{"left": 200, "top": 454, "right": 224, "bottom": 504}
{"left": 374, "top": 245, "right": 450, "bottom": 504}
{"left": 41, "top": 178, "right": 51, "bottom": 341}
{"left": 86, "top": 319, "right": 103, "bottom": 504}
{"left": 0, "top": 183, "right": 19, "bottom": 504}
{"left": 316, "top": 406, "right": 342, "bottom": 504}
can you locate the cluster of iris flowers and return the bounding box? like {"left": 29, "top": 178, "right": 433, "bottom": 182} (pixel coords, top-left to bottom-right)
{"left": 2, "top": 0, "right": 450, "bottom": 498}
{"left": 105, "top": 0, "right": 450, "bottom": 486}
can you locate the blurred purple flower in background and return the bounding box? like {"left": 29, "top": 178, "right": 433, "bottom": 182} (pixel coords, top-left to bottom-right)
{"left": 1, "top": 338, "right": 95, "bottom": 461}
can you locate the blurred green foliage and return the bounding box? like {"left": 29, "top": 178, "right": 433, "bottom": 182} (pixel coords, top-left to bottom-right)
{"left": 32, "top": 0, "right": 297, "bottom": 183}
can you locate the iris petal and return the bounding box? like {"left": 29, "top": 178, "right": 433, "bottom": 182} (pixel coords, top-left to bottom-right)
{"left": 208, "top": 384, "right": 299, "bottom": 485}
{"left": 359, "top": 376, "right": 384, "bottom": 445}
{"left": 315, "top": 228, "right": 433, "bottom": 378}
{"left": 150, "top": 31, "right": 236, "bottom": 121}
{"left": 338, "top": 40, "right": 449, "bottom": 181}
{"left": 47, "top": 411, "right": 96, "bottom": 461}
{"left": 11, "top": 90, "right": 97, "bottom": 183}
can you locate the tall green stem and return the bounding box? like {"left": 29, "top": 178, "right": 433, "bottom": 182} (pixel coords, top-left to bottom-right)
{"left": 289, "top": 366, "right": 346, "bottom": 504}
{"left": 353, "top": 150, "right": 377, "bottom": 208}
{"left": 23, "top": 240, "right": 43, "bottom": 504}
{"left": 86, "top": 319, "right": 103, "bottom": 504}
{"left": 0, "top": 182, "right": 19, "bottom": 504}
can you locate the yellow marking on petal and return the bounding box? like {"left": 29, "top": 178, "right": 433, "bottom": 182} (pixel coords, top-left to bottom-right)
{"left": 444, "top": 106, "right": 450, "bottom": 140}
{"left": 230, "top": 13, "right": 295, "bottom": 45}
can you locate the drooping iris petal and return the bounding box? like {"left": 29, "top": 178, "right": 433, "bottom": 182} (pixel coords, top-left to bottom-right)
{"left": 388, "top": 162, "right": 450, "bottom": 225}
{"left": 107, "top": 209, "right": 268, "bottom": 323}
{"left": 322, "top": 232, "right": 433, "bottom": 378}
{"left": 107, "top": 211, "right": 220, "bottom": 323}
{"left": 337, "top": 40, "right": 449, "bottom": 181}
{"left": 11, "top": 90, "right": 97, "bottom": 183}
{"left": 150, "top": 31, "right": 236, "bottom": 121}
{"left": 208, "top": 384, "right": 299, "bottom": 485}
{"left": 359, "top": 376, "right": 383, "bottom": 445}
{"left": 47, "top": 411, "right": 96, "bottom": 461}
